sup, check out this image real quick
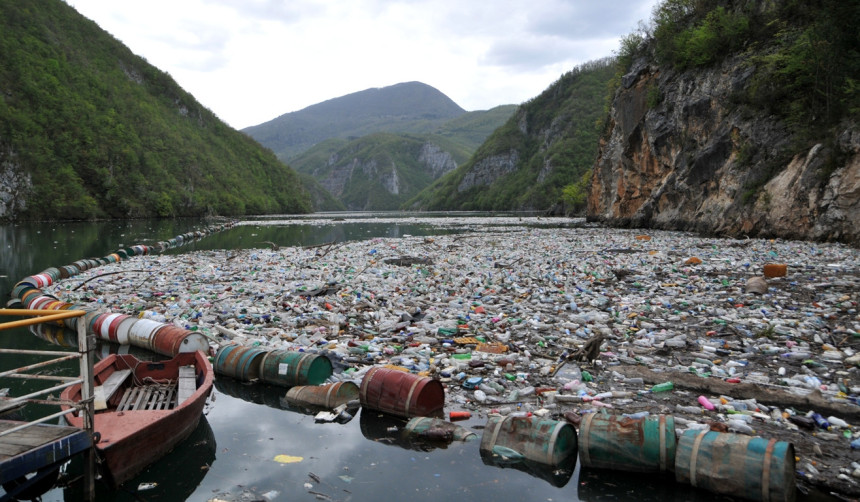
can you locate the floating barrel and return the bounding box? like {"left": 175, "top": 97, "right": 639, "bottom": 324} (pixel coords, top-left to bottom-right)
{"left": 675, "top": 429, "right": 796, "bottom": 502}
{"left": 12, "top": 283, "right": 37, "bottom": 300}
{"left": 404, "top": 417, "right": 477, "bottom": 442}
{"left": 259, "top": 350, "right": 332, "bottom": 387}
{"left": 114, "top": 316, "right": 138, "bottom": 345}
{"left": 481, "top": 415, "right": 578, "bottom": 466}
{"left": 359, "top": 367, "right": 444, "bottom": 418}
{"left": 127, "top": 318, "right": 164, "bottom": 351}
{"left": 213, "top": 344, "right": 267, "bottom": 381}
{"left": 578, "top": 413, "right": 676, "bottom": 473}
{"left": 151, "top": 325, "right": 209, "bottom": 356}
{"left": 285, "top": 381, "right": 359, "bottom": 409}
{"left": 96, "top": 313, "right": 124, "bottom": 342}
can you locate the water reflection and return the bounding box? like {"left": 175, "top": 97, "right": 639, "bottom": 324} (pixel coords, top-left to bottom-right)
{"left": 61, "top": 416, "right": 216, "bottom": 501}
{"left": 480, "top": 449, "right": 576, "bottom": 488}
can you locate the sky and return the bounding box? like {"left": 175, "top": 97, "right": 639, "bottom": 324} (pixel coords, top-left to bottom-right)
{"left": 65, "top": 0, "right": 659, "bottom": 130}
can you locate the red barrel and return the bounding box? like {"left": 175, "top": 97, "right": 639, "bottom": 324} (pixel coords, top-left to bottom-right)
{"left": 151, "top": 326, "right": 209, "bottom": 356}
{"left": 97, "top": 313, "right": 124, "bottom": 341}
{"left": 359, "top": 367, "right": 445, "bottom": 418}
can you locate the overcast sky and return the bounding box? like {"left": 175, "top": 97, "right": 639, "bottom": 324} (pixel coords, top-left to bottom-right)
{"left": 65, "top": 0, "right": 659, "bottom": 130}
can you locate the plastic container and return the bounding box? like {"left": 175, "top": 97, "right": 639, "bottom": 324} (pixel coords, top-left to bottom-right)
{"left": 578, "top": 413, "right": 676, "bottom": 473}
{"left": 762, "top": 263, "right": 787, "bottom": 278}
{"left": 675, "top": 429, "right": 796, "bottom": 502}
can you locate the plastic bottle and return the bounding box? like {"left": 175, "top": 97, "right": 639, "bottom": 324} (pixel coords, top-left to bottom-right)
{"left": 809, "top": 412, "right": 831, "bottom": 430}
{"left": 650, "top": 381, "right": 674, "bottom": 393}
{"left": 827, "top": 416, "right": 849, "bottom": 428}
{"left": 698, "top": 395, "right": 715, "bottom": 410}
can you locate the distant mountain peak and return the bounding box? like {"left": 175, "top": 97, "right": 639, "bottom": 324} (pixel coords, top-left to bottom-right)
{"left": 243, "top": 81, "right": 467, "bottom": 160}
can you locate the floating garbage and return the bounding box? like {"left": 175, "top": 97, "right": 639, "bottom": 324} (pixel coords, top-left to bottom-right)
{"left": 13, "top": 218, "right": 860, "bottom": 499}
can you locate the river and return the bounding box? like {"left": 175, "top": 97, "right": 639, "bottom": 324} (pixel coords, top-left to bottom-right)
{"left": 0, "top": 214, "right": 796, "bottom": 502}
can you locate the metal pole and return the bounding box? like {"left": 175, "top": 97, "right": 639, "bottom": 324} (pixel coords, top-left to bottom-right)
{"left": 77, "top": 316, "right": 96, "bottom": 501}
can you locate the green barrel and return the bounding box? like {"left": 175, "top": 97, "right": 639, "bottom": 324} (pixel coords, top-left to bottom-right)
{"left": 578, "top": 413, "right": 676, "bottom": 473}
{"left": 259, "top": 350, "right": 332, "bottom": 387}
{"left": 675, "top": 429, "right": 796, "bottom": 502}
{"left": 214, "top": 344, "right": 268, "bottom": 381}
{"left": 480, "top": 415, "right": 577, "bottom": 466}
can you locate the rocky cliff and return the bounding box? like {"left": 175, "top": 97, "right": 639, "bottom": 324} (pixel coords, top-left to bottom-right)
{"left": 588, "top": 55, "right": 860, "bottom": 246}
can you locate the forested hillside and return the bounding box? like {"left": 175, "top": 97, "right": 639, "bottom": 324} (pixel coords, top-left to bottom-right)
{"left": 0, "top": 0, "right": 311, "bottom": 221}
{"left": 243, "top": 82, "right": 470, "bottom": 161}
{"left": 407, "top": 59, "right": 615, "bottom": 212}
{"left": 287, "top": 104, "right": 516, "bottom": 210}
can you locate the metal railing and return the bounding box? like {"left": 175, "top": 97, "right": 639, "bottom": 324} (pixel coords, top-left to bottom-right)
{"left": 0, "top": 309, "right": 96, "bottom": 500}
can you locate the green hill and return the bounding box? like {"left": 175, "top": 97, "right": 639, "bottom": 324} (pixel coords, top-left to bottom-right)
{"left": 0, "top": 0, "right": 311, "bottom": 221}
{"left": 289, "top": 132, "right": 475, "bottom": 210}
{"left": 243, "top": 82, "right": 472, "bottom": 162}
{"left": 407, "top": 59, "right": 616, "bottom": 212}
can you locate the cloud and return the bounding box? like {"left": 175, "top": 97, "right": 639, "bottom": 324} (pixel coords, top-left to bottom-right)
{"left": 65, "top": 0, "right": 661, "bottom": 128}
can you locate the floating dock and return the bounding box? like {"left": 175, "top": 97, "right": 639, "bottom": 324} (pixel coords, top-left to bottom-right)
{"left": 0, "top": 420, "right": 92, "bottom": 501}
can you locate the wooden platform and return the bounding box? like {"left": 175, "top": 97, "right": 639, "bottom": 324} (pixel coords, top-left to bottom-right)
{"left": 0, "top": 419, "right": 91, "bottom": 486}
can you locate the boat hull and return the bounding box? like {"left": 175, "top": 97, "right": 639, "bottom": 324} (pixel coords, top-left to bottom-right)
{"left": 61, "top": 351, "right": 213, "bottom": 487}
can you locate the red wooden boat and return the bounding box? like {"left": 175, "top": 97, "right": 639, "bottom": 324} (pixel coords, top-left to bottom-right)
{"left": 61, "top": 351, "right": 213, "bottom": 487}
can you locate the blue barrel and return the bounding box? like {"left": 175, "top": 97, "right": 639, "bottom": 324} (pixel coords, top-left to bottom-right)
{"left": 675, "top": 429, "right": 796, "bottom": 502}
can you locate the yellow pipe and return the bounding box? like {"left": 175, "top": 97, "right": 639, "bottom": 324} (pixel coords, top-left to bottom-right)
{"left": 0, "top": 309, "right": 87, "bottom": 331}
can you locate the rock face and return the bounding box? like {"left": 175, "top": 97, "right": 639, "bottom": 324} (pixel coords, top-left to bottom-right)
{"left": 314, "top": 140, "right": 457, "bottom": 210}
{"left": 588, "top": 56, "right": 860, "bottom": 246}
{"left": 0, "top": 148, "right": 30, "bottom": 219}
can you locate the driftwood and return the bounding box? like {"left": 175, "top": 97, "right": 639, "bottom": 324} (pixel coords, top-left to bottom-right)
{"left": 551, "top": 334, "right": 606, "bottom": 377}
{"left": 383, "top": 256, "right": 433, "bottom": 266}
{"left": 72, "top": 270, "right": 148, "bottom": 291}
{"left": 614, "top": 364, "right": 860, "bottom": 422}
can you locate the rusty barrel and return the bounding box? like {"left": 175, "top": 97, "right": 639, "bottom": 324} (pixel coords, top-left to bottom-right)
{"left": 404, "top": 417, "right": 477, "bottom": 442}
{"left": 285, "top": 381, "right": 359, "bottom": 408}
{"left": 578, "top": 413, "right": 676, "bottom": 473}
{"left": 675, "top": 429, "right": 796, "bottom": 502}
{"left": 359, "top": 367, "right": 445, "bottom": 418}
{"left": 214, "top": 344, "right": 267, "bottom": 381}
{"left": 151, "top": 325, "right": 209, "bottom": 356}
{"left": 259, "top": 350, "right": 332, "bottom": 387}
{"left": 480, "top": 414, "right": 577, "bottom": 466}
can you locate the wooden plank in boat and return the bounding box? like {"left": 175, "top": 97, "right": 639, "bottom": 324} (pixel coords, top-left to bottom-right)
{"left": 177, "top": 365, "right": 196, "bottom": 405}
{"left": 93, "top": 369, "right": 132, "bottom": 411}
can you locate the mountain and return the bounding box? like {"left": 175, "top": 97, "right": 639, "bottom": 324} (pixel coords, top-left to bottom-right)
{"left": 588, "top": 0, "right": 860, "bottom": 245}
{"left": 243, "top": 82, "right": 470, "bottom": 161}
{"left": 0, "top": 0, "right": 311, "bottom": 221}
{"left": 286, "top": 104, "right": 516, "bottom": 210}
{"left": 406, "top": 59, "right": 616, "bottom": 212}
{"left": 289, "top": 132, "right": 474, "bottom": 211}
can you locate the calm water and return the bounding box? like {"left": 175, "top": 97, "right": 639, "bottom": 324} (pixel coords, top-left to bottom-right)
{"left": 2, "top": 214, "right": 733, "bottom": 502}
